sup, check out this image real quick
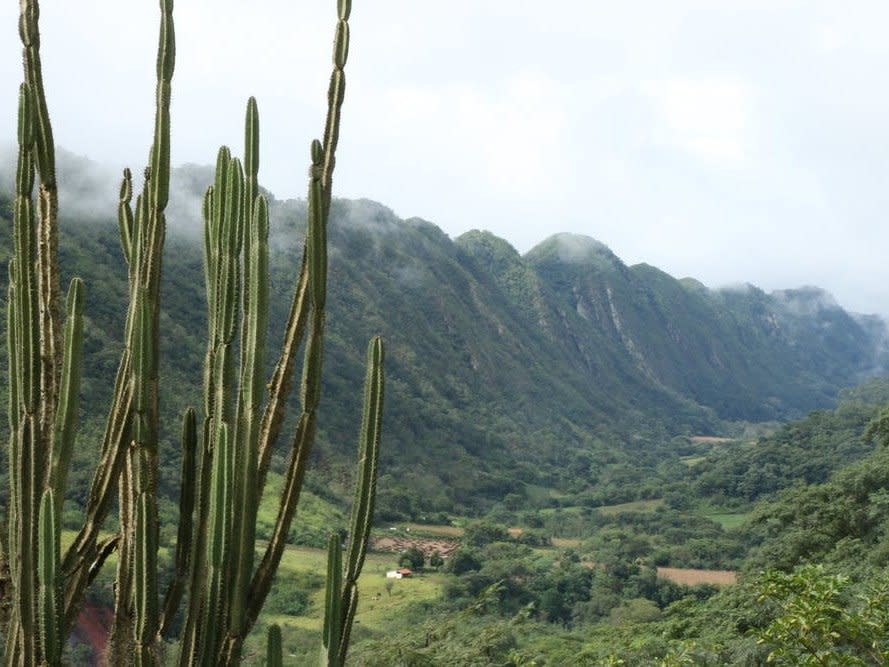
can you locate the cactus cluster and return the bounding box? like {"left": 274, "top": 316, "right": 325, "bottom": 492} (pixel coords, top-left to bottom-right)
{"left": 2, "top": 0, "right": 383, "bottom": 665}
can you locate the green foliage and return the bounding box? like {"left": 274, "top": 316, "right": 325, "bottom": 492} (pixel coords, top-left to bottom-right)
{"left": 688, "top": 402, "right": 879, "bottom": 505}
{"left": 755, "top": 564, "right": 889, "bottom": 664}
{"left": 464, "top": 521, "right": 510, "bottom": 547}
{"left": 398, "top": 547, "right": 425, "bottom": 570}
{"left": 607, "top": 598, "right": 662, "bottom": 625}
{"left": 743, "top": 445, "right": 889, "bottom": 572}
{"left": 264, "top": 571, "right": 323, "bottom": 616}
{"left": 445, "top": 548, "right": 483, "bottom": 575}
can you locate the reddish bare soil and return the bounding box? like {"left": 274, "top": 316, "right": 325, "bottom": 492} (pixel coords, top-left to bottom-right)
{"left": 72, "top": 602, "right": 112, "bottom": 664}
{"left": 372, "top": 535, "right": 459, "bottom": 558}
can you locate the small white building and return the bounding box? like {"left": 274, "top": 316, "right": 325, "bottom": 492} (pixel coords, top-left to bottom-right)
{"left": 385, "top": 568, "right": 413, "bottom": 579}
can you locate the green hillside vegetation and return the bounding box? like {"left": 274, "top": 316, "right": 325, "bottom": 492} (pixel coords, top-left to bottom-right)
{"left": 328, "top": 401, "right": 889, "bottom": 664}
{"left": 58, "top": 385, "right": 869, "bottom": 663}
{"left": 3, "top": 165, "right": 888, "bottom": 526}
{"left": 5, "top": 165, "right": 889, "bottom": 661}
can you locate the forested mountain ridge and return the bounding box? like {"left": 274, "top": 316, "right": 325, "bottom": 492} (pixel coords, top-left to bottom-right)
{"left": 1, "top": 155, "right": 887, "bottom": 517}
{"left": 524, "top": 232, "right": 888, "bottom": 421}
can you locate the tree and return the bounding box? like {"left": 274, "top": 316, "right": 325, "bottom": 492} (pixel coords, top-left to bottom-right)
{"left": 464, "top": 521, "right": 510, "bottom": 547}
{"left": 445, "top": 548, "right": 483, "bottom": 575}
{"left": 399, "top": 547, "right": 425, "bottom": 570}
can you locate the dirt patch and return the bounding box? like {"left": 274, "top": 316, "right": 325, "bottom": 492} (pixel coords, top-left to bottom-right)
{"left": 690, "top": 436, "right": 734, "bottom": 444}
{"left": 72, "top": 602, "right": 112, "bottom": 664}
{"left": 372, "top": 535, "right": 459, "bottom": 558}
{"left": 657, "top": 567, "right": 736, "bottom": 586}
{"left": 551, "top": 538, "right": 582, "bottom": 548}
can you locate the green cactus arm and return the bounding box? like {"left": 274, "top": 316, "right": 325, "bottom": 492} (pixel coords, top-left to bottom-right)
{"left": 306, "top": 163, "right": 327, "bottom": 312}
{"left": 48, "top": 278, "right": 84, "bottom": 505}
{"left": 267, "top": 624, "right": 283, "bottom": 667}
{"left": 60, "top": 360, "right": 132, "bottom": 626}
{"left": 179, "top": 417, "right": 213, "bottom": 663}
{"left": 134, "top": 492, "right": 158, "bottom": 667}
{"left": 255, "top": 254, "right": 310, "bottom": 495}
{"left": 109, "top": 0, "right": 176, "bottom": 655}
{"left": 257, "top": 0, "right": 352, "bottom": 498}
{"left": 118, "top": 169, "right": 135, "bottom": 268}
{"left": 328, "top": 337, "right": 384, "bottom": 665}
{"left": 62, "top": 533, "right": 120, "bottom": 631}
{"left": 12, "top": 83, "right": 38, "bottom": 417}
{"left": 320, "top": 534, "right": 344, "bottom": 667}
{"left": 203, "top": 184, "right": 216, "bottom": 342}
{"left": 229, "top": 194, "right": 269, "bottom": 640}
{"left": 157, "top": 408, "right": 198, "bottom": 639}
{"left": 10, "top": 417, "right": 39, "bottom": 662}
{"left": 18, "top": 0, "right": 56, "bottom": 187}
{"left": 248, "top": 235, "right": 326, "bottom": 633}
{"left": 343, "top": 336, "right": 384, "bottom": 587}
{"left": 61, "top": 0, "right": 174, "bottom": 641}
{"left": 19, "top": 0, "right": 63, "bottom": 462}
{"left": 183, "top": 143, "right": 243, "bottom": 662}
{"left": 246, "top": 410, "right": 316, "bottom": 631}
{"left": 109, "top": 453, "right": 137, "bottom": 661}
{"left": 37, "top": 488, "right": 60, "bottom": 666}
{"left": 149, "top": 0, "right": 175, "bottom": 212}
{"left": 7, "top": 78, "right": 42, "bottom": 664}
{"left": 132, "top": 287, "right": 152, "bottom": 449}
{"left": 247, "top": 0, "right": 356, "bottom": 641}
{"left": 337, "top": 583, "right": 359, "bottom": 664}
{"left": 8, "top": 273, "right": 20, "bottom": 447}
{"left": 194, "top": 422, "right": 234, "bottom": 664}
{"left": 242, "top": 97, "right": 259, "bottom": 280}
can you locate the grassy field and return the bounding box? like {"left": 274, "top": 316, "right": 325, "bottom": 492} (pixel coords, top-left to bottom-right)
{"left": 596, "top": 498, "right": 665, "bottom": 515}
{"left": 243, "top": 545, "right": 445, "bottom": 663}
{"left": 703, "top": 512, "right": 750, "bottom": 530}
{"left": 401, "top": 522, "right": 464, "bottom": 538}
{"left": 256, "top": 473, "right": 348, "bottom": 546}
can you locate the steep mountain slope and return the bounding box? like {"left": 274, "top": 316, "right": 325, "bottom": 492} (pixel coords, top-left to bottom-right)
{"left": 526, "top": 233, "right": 888, "bottom": 421}
{"left": 1, "top": 159, "right": 887, "bottom": 517}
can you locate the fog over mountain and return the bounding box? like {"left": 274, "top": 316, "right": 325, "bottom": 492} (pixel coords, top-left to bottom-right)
{"left": 4, "top": 3, "right": 889, "bottom": 318}
{"left": 3, "top": 145, "right": 888, "bottom": 323}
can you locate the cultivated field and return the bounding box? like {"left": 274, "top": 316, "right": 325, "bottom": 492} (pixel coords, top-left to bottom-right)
{"left": 656, "top": 566, "right": 737, "bottom": 586}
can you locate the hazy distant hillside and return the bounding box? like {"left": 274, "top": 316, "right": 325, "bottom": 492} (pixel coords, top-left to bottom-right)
{"left": 1, "top": 156, "right": 888, "bottom": 516}
{"left": 525, "top": 233, "right": 889, "bottom": 421}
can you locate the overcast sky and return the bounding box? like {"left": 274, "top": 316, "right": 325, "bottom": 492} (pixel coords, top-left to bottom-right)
{"left": 2, "top": 2, "right": 889, "bottom": 314}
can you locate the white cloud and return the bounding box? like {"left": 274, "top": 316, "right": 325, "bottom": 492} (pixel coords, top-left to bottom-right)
{"left": 645, "top": 79, "right": 753, "bottom": 165}
{"left": 3, "top": 2, "right": 889, "bottom": 314}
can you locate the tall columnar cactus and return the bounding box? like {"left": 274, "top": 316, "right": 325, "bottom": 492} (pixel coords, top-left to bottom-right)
{"left": 5, "top": 73, "right": 86, "bottom": 665}
{"left": 4, "top": 0, "right": 384, "bottom": 665}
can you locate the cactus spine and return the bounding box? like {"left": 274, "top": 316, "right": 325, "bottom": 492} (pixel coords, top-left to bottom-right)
{"left": 4, "top": 0, "right": 383, "bottom": 665}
